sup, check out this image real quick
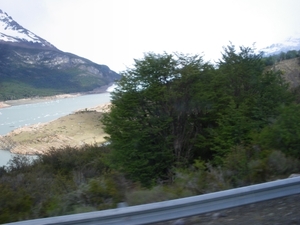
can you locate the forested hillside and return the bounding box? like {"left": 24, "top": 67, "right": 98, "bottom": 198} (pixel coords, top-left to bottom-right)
{"left": 0, "top": 43, "right": 120, "bottom": 101}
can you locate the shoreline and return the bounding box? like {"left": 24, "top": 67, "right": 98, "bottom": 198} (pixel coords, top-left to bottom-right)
{"left": 0, "top": 84, "right": 114, "bottom": 155}
{"left": 2, "top": 93, "right": 83, "bottom": 108}
{"left": 1, "top": 102, "right": 112, "bottom": 155}
{"left": 0, "top": 83, "right": 114, "bottom": 109}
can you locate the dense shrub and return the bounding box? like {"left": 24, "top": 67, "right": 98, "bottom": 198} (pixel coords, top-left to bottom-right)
{"left": 0, "top": 184, "right": 33, "bottom": 223}
{"left": 36, "top": 144, "right": 110, "bottom": 177}
{"left": 0, "top": 144, "right": 125, "bottom": 223}
{"left": 256, "top": 104, "right": 300, "bottom": 159}
{"left": 222, "top": 145, "right": 300, "bottom": 186}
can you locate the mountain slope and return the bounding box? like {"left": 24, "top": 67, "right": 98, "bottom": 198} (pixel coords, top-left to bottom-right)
{"left": 0, "top": 9, "right": 120, "bottom": 101}
{"left": 0, "top": 9, "right": 56, "bottom": 50}
{"left": 270, "top": 57, "right": 300, "bottom": 88}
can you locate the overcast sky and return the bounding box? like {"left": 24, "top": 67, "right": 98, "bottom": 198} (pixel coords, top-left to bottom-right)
{"left": 0, "top": 0, "right": 299, "bottom": 72}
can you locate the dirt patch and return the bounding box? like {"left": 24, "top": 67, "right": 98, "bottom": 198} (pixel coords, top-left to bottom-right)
{"left": 0, "top": 103, "right": 111, "bottom": 155}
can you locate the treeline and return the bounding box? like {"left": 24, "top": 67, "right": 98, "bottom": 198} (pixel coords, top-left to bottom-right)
{"left": 102, "top": 44, "right": 300, "bottom": 187}
{"left": 0, "top": 68, "right": 105, "bottom": 101}
{"left": 1, "top": 44, "right": 300, "bottom": 223}
{"left": 263, "top": 49, "right": 300, "bottom": 66}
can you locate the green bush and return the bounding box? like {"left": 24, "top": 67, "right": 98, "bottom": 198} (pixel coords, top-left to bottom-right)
{"left": 222, "top": 145, "right": 300, "bottom": 186}
{"left": 257, "top": 104, "right": 300, "bottom": 159}
{"left": 222, "top": 145, "right": 252, "bottom": 187}
{"left": 0, "top": 144, "right": 116, "bottom": 223}
{"left": 36, "top": 144, "right": 110, "bottom": 177}
{"left": 0, "top": 184, "right": 33, "bottom": 223}
{"left": 247, "top": 150, "right": 300, "bottom": 183}
{"left": 169, "top": 159, "right": 230, "bottom": 197}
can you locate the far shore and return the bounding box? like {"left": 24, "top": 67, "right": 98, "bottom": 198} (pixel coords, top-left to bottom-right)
{"left": 1, "top": 93, "right": 82, "bottom": 108}
{"left": 0, "top": 83, "right": 114, "bottom": 109}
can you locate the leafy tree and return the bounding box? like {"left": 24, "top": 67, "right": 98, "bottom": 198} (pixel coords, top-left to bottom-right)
{"left": 102, "top": 46, "right": 293, "bottom": 185}
{"left": 263, "top": 55, "right": 276, "bottom": 66}
{"left": 102, "top": 53, "right": 215, "bottom": 186}
{"left": 285, "top": 50, "right": 299, "bottom": 59}
{"left": 279, "top": 52, "right": 286, "bottom": 61}
{"left": 257, "top": 104, "right": 300, "bottom": 159}
{"left": 210, "top": 44, "right": 293, "bottom": 160}
{"left": 216, "top": 44, "right": 265, "bottom": 108}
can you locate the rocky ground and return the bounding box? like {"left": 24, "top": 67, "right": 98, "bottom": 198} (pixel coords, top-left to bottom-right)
{"left": 153, "top": 194, "right": 300, "bottom": 225}
{"left": 0, "top": 103, "right": 111, "bottom": 155}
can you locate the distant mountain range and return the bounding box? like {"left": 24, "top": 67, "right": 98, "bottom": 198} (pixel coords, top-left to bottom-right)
{"left": 1, "top": 8, "right": 300, "bottom": 101}
{"left": 0, "top": 9, "right": 120, "bottom": 101}
{"left": 260, "top": 36, "right": 300, "bottom": 56}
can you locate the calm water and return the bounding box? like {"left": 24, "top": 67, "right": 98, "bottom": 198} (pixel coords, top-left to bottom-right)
{"left": 0, "top": 92, "right": 111, "bottom": 167}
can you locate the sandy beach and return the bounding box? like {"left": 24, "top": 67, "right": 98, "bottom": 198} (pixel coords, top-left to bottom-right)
{"left": 0, "top": 103, "right": 111, "bottom": 155}
{"left": 0, "top": 102, "right": 10, "bottom": 108}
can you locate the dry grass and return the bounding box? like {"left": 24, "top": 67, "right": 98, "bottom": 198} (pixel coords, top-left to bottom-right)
{"left": 272, "top": 58, "right": 300, "bottom": 88}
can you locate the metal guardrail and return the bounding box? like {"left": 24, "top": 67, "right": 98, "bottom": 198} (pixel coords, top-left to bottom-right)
{"left": 6, "top": 176, "right": 300, "bottom": 225}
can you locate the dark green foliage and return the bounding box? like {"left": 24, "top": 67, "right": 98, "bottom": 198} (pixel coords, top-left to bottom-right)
{"left": 102, "top": 53, "right": 216, "bottom": 186}
{"left": 210, "top": 44, "right": 293, "bottom": 161}
{"left": 103, "top": 45, "right": 294, "bottom": 186}
{"left": 256, "top": 104, "right": 300, "bottom": 158}
{"left": 285, "top": 50, "right": 299, "bottom": 59}
{"left": 0, "top": 184, "right": 33, "bottom": 223}
{"left": 222, "top": 145, "right": 253, "bottom": 187}
{"left": 0, "top": 68, "right": 104, "bottom": 100}
{"left": 222, "top": 145, "right": 300, "bottom": 187}
{"left": 263, "top": 55, "right": 276, "bottom": 66}
{"left": 37, "top": 145, "right": 110, "bottom": 177}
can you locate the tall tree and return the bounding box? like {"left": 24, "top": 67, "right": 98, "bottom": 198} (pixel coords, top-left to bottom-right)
{"left": 102, "top": 53, "right": 215, "bottom": 186}
{"left": 210, "top": 44, "right": 293, "bottom": 160}
{"left": 102, "top": 46, "right": 293, "bottom": 185}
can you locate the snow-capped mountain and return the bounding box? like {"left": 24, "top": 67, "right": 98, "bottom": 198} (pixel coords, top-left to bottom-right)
{"left": 0, "top": 9, "right": 120, "bottom": 101}
{"left": 0, "top": 9, "right": 56, "bottom": 49}
{"left": 260, "top": 36, "right": 300, "bottom": 56}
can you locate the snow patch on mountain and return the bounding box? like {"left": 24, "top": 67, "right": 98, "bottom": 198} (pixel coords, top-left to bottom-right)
{"left": 0, "top": 9, "right": 56, "bottom": 49}
{"left": 260, "top": 35, "right": 300, "bottom": 56}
